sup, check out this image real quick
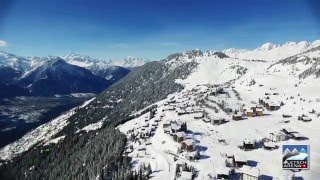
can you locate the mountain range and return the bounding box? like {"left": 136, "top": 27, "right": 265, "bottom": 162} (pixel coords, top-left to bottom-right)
{"left": 0, "top": 51, "right": 146, "bottom": 97}
{"left": 0, "top": 40, "right": 319, "bottom": 179}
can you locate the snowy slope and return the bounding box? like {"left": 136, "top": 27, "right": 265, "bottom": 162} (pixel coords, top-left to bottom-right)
{"left": 223, "top": 40, "right": 320, "bottom": 61}
{"left": 117, "top": 47, "right": 320, "bottom": 180}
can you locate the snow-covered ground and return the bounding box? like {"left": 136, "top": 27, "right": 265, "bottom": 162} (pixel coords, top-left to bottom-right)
{"left": 118, "top": 50, "right": 320, "bottom": 179}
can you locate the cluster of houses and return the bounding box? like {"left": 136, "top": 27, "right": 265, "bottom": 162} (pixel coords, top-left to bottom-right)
{"left": 162, "top": 120, "right": 199, "bottom": 154}
{"left": 217, "top": 153, "right": 260, "bottom": 180}
{"left": 124, "top": 111, "right": 164, "bottom": 154}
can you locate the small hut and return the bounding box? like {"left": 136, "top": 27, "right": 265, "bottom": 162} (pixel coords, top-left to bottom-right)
{"left": 243, "top": 138, "right": 256, "bottom": 150}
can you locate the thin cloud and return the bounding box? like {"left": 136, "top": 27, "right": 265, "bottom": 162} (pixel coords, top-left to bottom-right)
{"left": 0, "top": 40, "right": 7, "bottom": 47}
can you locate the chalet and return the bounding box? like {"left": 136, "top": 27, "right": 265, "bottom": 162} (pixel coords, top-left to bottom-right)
{"left": 243, "top": 138, "right": 256, "bottom": 150}
{"left": 216, "top": 168, "right": 231, "bottom": 180}
{"left": 234, "top": 154, "right": 247, "bottom": 168}
{"left": 269, "top": 132, "right": 288, "bottom": 142}
{"left": 263, "top": 141, "right": 276, "bottom": 150}
{"left": 210, "top": 115, "right": 226, "bottom": 125}
{"left": 171, "top": 122, "right": 183, "bottom": 133}
{"left": 181, "top": 139, "right": 196, "bottom": 152}
{"left": 163, "top": 122, "right": 171, "bottom": 129}
{"left": 202, "top": 117, "right": 211, "bottom": 123}
{"left": 255, "top": 107, "right": 264, "bottom": 116}
{"left": 246, "top": 109, "right": 254, "bottom": 117}
{"left": 266, "top": 101, "right": 281, "bottom": 111}
{"left": 194, "top": 113, "right": 204, "bottom": 119}
{"left": 241, "top": 165, "right": 260, "bottom": 180}
{"left": 173, "top": 132, "right": 187, "bottom": 142}
{"left": 225, "top": 156, "right": 235, "bottom": 167}
{"left": 232, "top": 114, "right": 243, "bottom": 121}
{"left": 164, "top": 128, "right": 171, "bottom": 134}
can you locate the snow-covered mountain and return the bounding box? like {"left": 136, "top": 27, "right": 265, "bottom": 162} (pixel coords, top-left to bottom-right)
{"left": 64, "top": 53, "right": 146, "bottom": 69}
{"left": 1, "top": 41, "right": 320, "bottom": 179}
{"left": 64, "top": 53, "right": 131, "bottom": 81}
{"left": 0, "top": 52, "right": 135, "bottom": 97}
{"left": 16, "top": 57, "right": 112, "bottom": 96}
{"left": 223, "top": 40, "right": 320, "bottom": 61}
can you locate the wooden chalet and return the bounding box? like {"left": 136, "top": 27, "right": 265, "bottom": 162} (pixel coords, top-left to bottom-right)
{"left": 173, "top": 132, "right": 186, "bottom": 142}
{"left": 255, "top": 107, "right": 264, "bottom": 116}
{"left": 181, "top": 139, "right": 196, "bottom": 152}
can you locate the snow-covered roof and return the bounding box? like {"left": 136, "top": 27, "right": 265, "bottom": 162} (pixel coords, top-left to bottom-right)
{"left": 256, "top": 107, "right": 264, "bottom": 111}
{"left": 171, "top": 122, "right": 182, "bottom": 130}
{"left": 243, "top": 138, "right": 255, "bottom": 144}
{"left": 183, "top": 139, "right": 196, "bottom": 146}
{"left": 301, "top": 116, "right": 311, "bottom": 121}
{"left": 217, "top": 167, "right": 230, "bottom": 175}
{"left": 241, "top": 165, "right": 260, "bottom": 177}
{"left": 175, "top": 132, "right": 186, "bottom": 138}
{"left": 264, "top": 141, "right": 275, "bottom": 148}
{"left": 234, "top": 153, "right": 247, "bottom": 162}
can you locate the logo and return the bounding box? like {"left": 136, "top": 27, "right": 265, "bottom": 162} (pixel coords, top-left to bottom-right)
{"left": 282, "top": 145, "right": 309, "bottom": 169}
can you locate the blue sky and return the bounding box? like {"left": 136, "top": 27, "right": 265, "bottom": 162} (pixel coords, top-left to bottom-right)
{"left": 0, "top": 0, "right": 319, "bottom": 60}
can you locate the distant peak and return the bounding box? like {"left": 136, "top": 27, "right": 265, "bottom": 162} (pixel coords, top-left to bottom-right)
{"left": 257, "top": 42, "right": 277, "bottom": 51}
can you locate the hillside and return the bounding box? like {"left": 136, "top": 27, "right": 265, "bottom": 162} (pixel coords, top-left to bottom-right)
{"left": 1, "top": 42, "right": 319, "bottom": 179}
